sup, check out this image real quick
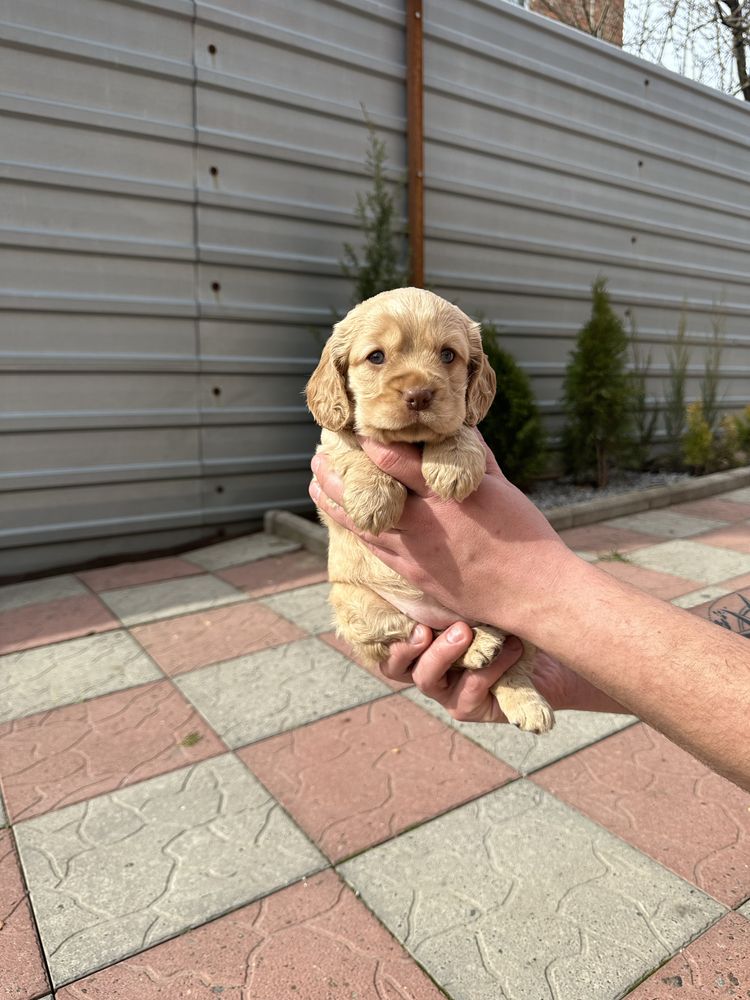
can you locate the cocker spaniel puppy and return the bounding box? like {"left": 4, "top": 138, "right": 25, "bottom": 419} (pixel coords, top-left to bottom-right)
{"left": 306, "top": 287, "right": 554, "bottom": 733}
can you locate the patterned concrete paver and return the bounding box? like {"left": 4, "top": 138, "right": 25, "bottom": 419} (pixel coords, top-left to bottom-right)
{"left": 603, "top": 510, "right": 727, "bottom": 538}
{"left": 261, "top": 581, "right": 333, "bottom": 634}
{"left": 216, "top": 549, "right": 328, "bottom": 597}
{"left": 671, "top": 497, "right": 750, "bottom": 522}
{"left": 14, "top": 754, "right": 325, "bottom": 987}
{"left": 130, "top": 601, "right": 305, "bottom": 677}
{"left": 0, "top": 828, "right": 51, "bottom": 1000}
{"left": 0, "top": 681, "right": 225, "bottom": 823}
{"left": 626, "top": 911, "right": 750, "bottom": 998}
{"left": 0, "top": 594, "right": 120, "bottom": 655}
{"left": 558, "top": 523, "right": 660, "bottom": 554}
{"left": 0, "top": 630, "right": 161, "bottom": 723}
{"left": 739, "top": 899, "right": 750, "bottom": 918}
{"left": 98, "top": 575, "right": 244, "bottom": 627}
{"left": 340, "top": 781, "right": 724, "bottom": 1000}
{"left": 695, "top": 522, "right": 750, "bottom": 554}
{"left": 407, "top": 687, "right": 637, "bottom": 773}
{"left": 533, "top": 724, "right": 750, "bottom": 907}
{"left": 240, "top": 696, "right": 515, "bottom": 862}
{"left": 77, "top": 556, "right": 203, "bottom": 592}
{"left": 595, "top": 559, "right": 701, "bottom": 599}
{"left": 55, "top": 870, "right": 447, "bottom": 1000}
{"left": 321, "top": 630, "right": 415, "bottom": 690}
{"left": 626, "top": 539, "right": 750, "bottom": 583}
{"left": 0, "top": 573, "right": 87, "bottom": 611}
{"left": 176, "top": 637, "right": 387, "bottom": 748}
{"left": 184, "top": 532, "right": 300, "bottom": 570}
{"left": 671, "top": 584, "right": 733, "bottom": 608}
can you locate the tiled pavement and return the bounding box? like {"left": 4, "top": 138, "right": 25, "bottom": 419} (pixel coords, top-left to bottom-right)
{"left": 1, "top": 492, "right": 750, "bottom": 1000}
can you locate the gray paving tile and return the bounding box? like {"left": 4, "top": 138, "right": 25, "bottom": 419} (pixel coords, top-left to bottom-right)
{"left": 99, "top": 575, "right": 244, "bottom": 626}
{"left": 721, "top": 487, "right": 750, "bottom": 504}
{"left": 339, "top": 781, "right": 724, "bottom": 1000}
{"left": 0, "top": 793, "right": 6, "bottom": 828}
{"left": 184, "top": 532, "right": 300, "bottom": 570}
{"left": 405, "top": 689, "right": 636, "bottom": 773}
{"left": 261, "top": 582, "right": 332, "bottom": 635}
{"left": 175, "top": 636, "right": 388, "bottom": 748}
{"left": 626, "top": 540, "right": 750, "bottom": 584}
{"left": 0, "top": 573, "right": 88, "bottom": 612}
{"left": 14, "top": 753, "right": 326, "bottom": 987}
{"left": 604, "top": 510, "right": 726, "bottom": 538}
{"left": 0, "top": 631, "right": 161, "bottom": 723}
{"left": 739, "top": 899, "right": 750, "bottom": 919}
{"left": 671, "top": 584, "right": 733, "bottom": 609}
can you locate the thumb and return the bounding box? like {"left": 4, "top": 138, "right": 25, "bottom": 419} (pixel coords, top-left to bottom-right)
{"left": 356, "top": 437, "right": 430, "bottom": 496}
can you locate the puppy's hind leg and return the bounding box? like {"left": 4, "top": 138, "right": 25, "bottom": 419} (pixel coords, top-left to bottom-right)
{"left": 329, "top": 582, "right": 416, "bottom": 668}
{"left": 491, "top": 644, "right": 555, "bottom": 735}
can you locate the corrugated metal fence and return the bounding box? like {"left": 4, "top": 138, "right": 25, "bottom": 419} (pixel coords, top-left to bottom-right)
{"left": 1, "top": 0, "right": 749, "bottom": 577}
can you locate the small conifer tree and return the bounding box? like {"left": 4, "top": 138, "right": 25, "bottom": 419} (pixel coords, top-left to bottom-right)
{"left": 341, "top": 120, "right": 407, "bottom": 303}
{"left": 562, "top": 278, "right": 633, "bottom": 488}
{"left": 479, "top": 323, "right": 546, "bottom": 491}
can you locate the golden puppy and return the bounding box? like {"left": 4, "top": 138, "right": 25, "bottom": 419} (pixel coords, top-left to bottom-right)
{"left": 306, "top": 287, "right": 554, "bottom": 733}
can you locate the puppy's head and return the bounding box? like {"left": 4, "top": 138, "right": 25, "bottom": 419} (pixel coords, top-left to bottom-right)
{"left": 306, "top": 287, "right": 495, "bottom": 443}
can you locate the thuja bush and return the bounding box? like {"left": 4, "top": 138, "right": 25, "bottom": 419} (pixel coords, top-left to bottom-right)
{"left": 562, "top": 278, "right": 633, "bottom": 488}
{"left": 479, "top": 322, "right": 546, "bottom": 490}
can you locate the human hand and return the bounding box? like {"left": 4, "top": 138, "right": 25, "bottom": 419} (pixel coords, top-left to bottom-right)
{"left": 309, "top": 434, "right": 574, "bottom": 637}
{"left": 386, "top": 623, "right": 628, "bottom": 721}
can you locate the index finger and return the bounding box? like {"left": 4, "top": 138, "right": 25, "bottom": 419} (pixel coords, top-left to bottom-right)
{"left": 356, "top": 438, "right": 431, "bottom": 497}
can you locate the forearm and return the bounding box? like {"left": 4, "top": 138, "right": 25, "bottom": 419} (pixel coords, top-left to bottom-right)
{"left": 509, "top": 552, "right": 750, "bottom": 789}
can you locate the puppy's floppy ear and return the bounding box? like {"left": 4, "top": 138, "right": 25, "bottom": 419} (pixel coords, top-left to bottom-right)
{"left": 465, "top": 321, "right": 496, "bottom": 426}
{"left": 305, "top": 327, "right": 352, "bottom": 431}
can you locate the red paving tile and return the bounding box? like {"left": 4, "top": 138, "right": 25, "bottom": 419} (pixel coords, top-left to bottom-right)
{"left": 627, "top": 912, "right": 750, "bottom": 998}
{"left": 671, "top": 498, "right": 750, "bottom": 523}
{"left": 0, "top": 593, "right": 119, "bottom": 655}
{"left": 320, "top": 630, "right": 414, "bottom": 691}
{"left": 0, "top": 681, "right": 225, "bottom": 823}
{"left": 559, "top": 523, "right": 657, "bottom": 553}
{"left": 533, "top": 723, "right": 750, "bottom": 906}
{"left": 77, "top": 556, "right": 203, "bottom": 592}
{"left": 131, "top": 601, "right": 306, "bottom": 676}
{"left": 216, "top": 550, "right": 328, "bottom": 597}
{"left": 56, "top": 869, "right": 446, "bottom": 1000}
{"left": 239, "top": 695, "right": 515, "bottom": 862}
{"left": 694, "top": 523, "right": 750, "bottom": 554}
{"left": 597, "top": 559, "right": 701, "bottom": 599}
{"left": 0, "top": 829, "right": 50, "bottom": 1000}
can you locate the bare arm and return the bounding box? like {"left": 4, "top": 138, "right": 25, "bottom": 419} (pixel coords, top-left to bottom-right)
{"left": 310, "top": 439, "right": 750, "bottom": 790}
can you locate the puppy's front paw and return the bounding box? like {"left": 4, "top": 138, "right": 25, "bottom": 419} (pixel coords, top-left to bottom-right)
{"left": 502, "top": 695, "right": 555, "bottom": 735}
{"left": 454, "top": 626, "right": 506, "bottom": 669}
{"left": 344, "top": 477, "right": 406, "bottom": 535}
{"left": 423, "top": 460, "right": 484, "bottom": 502}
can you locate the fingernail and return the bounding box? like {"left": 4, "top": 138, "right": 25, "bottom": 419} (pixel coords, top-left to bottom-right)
{"left": 446, "top": 623, "right": 466, "bottom": 643}
{"left": 409, "top": 625, "right": 427, "bottom": 644}
{"left": 311, "top": 455, "right": 320, "bottom": 473}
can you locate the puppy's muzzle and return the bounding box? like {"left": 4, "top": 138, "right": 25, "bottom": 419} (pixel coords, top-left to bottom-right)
{"left": 403, "top": 387, "right": 433, "bottom": 411}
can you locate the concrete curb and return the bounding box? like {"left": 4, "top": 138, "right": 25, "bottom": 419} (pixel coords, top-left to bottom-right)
{"left": 266, "top": 465, "right": 750, "bottom": 552}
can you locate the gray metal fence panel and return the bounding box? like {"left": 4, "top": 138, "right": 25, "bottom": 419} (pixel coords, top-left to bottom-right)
{"left": 1, "top": 0, "right": 749, "bottom": 577}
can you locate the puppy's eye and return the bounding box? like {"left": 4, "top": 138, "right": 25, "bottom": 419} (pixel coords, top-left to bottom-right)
{"left": 367, "top": 350, "right": 386, "bottom": 365}
{"left": 440, "top": 348, "right": 455, "bottom": 364}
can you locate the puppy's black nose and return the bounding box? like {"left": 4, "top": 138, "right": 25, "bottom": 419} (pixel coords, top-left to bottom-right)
{"left": 403, "top": 387, "right": 433, "bottom": 411}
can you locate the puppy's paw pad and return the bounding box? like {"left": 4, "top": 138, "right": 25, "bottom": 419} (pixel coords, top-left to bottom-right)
{"left": 503, "top": 698, "right": 555, "bottom": 735}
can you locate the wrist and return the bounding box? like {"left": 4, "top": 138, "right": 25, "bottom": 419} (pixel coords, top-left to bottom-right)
{"left": 494, "top": 542, "right": 586, "bottom": 641}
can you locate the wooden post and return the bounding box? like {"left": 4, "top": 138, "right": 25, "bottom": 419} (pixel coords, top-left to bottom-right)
{"left": 406, "top": 0, "right": 424, "bottom": 287}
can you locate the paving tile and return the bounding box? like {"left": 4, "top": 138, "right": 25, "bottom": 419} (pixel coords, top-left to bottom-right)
{"left": 0, "top": 574, "right": 87, "bottom": 612}
{"left": 626, "top": 911, "right": 750, "bottom": 998}
{"left": 184, "top": 532, "right": 300, "bottom": 570}
{"left": 671, "top": 497, "right": 750, "bottom": 522}
{"left": 55, "top": 869, "right": 445, "bottom": 1000}
{"left": 533, "top": 724, "right": 750, "bottom": 907}
{"left": 603, "top": 510, "right": 727, "bottom": 538}
{"left": 239, "top": 696, "right": 515, "bottom": 863}
{"left": 98, "top": 575, "right": 244, "bottom": 627}
{"left": 14, "top": 754, "right": 325, "bottom": 987}
{"left": 0, "top": 794, "right": 6, "bottom": 827}
{"left": 694, "top": 522, "right": 750, "bottom": 554}
{"left": 216, "top": 549, "right": 328, "bottom": 597}
{"left": 320, "top": 630, "right": 414, "bottom": 691}
{"left": 0, "top": 594, "right": 120, "bottom": 655}
{"left": 406, "top": 687, "right": 636, "bottom": 773}
{"left": 596, "top": 559, "right": 701, "bottom": 599}
{"left": 261, "top": 582, "right": 332, "bottom": 634}
{"left": 740, "top": 899, "right": 750, "bottom": 918}
{"left": 0, "top": 828, "right": 51, "bottom": 1000}
{"left": 175, "top": 637, "right": 388, "bottom": 748}
{"left": 0, "top": 681, "right": 225, "bottom": 823}
{"left": 626, "top": 540, "right": 750, "bottom": 584}
{"left": 671, "top": 585, "right": 732, "bottom": 609}
{"left": 689, "top": 587, "right": 750, "bottom": 638}
{"left": 558, "top": 523, "right": 659, "bottom": 554}
{"left": 77, "top": 557, "right": 203, "bottom": 592}
{"left": 720, "top": 486, "right": 750, "bottom": 504}
{"left": 0, "top": 631, "right": 161, "bottom": 723}
{"left": 131, "top": 601, "right": 305, "bottom": 677}
{"left": 340, "top": 781, "right": 724, "bottom": 1000}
